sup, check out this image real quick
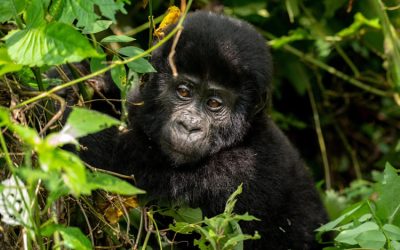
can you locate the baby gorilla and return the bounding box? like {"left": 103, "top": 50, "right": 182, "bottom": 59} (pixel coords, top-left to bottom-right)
{"left": 80, "top": 11, "right": 327, "bottom": 249}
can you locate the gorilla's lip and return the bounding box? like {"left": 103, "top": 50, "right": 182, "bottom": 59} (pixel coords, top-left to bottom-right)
{"left": 160, "top": 139, "right": 192, "bottom": 156}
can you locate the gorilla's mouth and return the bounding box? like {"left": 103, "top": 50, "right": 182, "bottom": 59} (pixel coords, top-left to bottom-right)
{"left": 159, "top": 138, "right": 205, "bottom": 165}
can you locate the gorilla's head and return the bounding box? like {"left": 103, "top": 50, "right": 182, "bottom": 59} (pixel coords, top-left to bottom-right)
{"left": 132, "top": 11, "right": 272, "bottom": 166}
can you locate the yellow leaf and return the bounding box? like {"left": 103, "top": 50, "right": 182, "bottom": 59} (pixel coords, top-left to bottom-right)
{"left": 154, "top": 6, "right": 181, "bottom": 39}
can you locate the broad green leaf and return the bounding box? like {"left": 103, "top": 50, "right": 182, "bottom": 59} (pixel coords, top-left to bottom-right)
{"left": 11, "top": 124, "right": 41, "bottom": 147}
{"left": 335, "top": 221, "right": 379, "bottom": 245}
{"left": 101, "top": 35, "right": 135, "bottom": 43}
{"left": 38, "top": 148, "right": 88, "bottom": 196}
{"left": 169, "top": 222, "right": 197, "bottom": 234}
{"left": 355, "top": 230, "right": 386, "bottom": 249}
{"left": 64, "top": 0, "right": 100, "bottom": 29}
{"left": 6, "top": 22, "right": 101, "bottom": 67}
{"left": 41, "top": 224, "right": 91, "bottom": 250}
{"left": 118, "top": 46, "right": 156, "bottom": 73}
{"left": 161, "top": 207, "right": 203, "bottom": 224}
{"left": 0, "top": 47, "right": 23, "bottom": 75}
{"left": 87, "top": 172, "right": 145, "bottom": 195}
{"left": 48, "top": 0, "right": 65, "bottom": 21}
{"left": 0, "top": 106, "right": 11, "bottom": 126}
{"left": 383, "top": 224, "right": 400, "bottom": 241}
{"left": 25, "top": 0, "right": 45, "bottom": 27}
{"left": 223, "top": 231, "right": 260, "bottom": 250}
{"left": 316, "top": 202, "right": 367, "bottom": 233}
{"left": 63, "top": 107, "right": 121, "bottom": 139}
{"left": 82, "top": 20, "right": 112, "bottom": 34}
{"left": 376, "top": 163, "right": 400, "bottom": 225}
{"left": 95, "top": 0, "right": 127, "bottom": 21}
{"left": 111, "top": 55, "right": 127, "bottom": 91}
{"left": 0, "top": 0, "right": 25, "bottom": 23}
{"left": 284, "top": 60, "right": 309, "bottom": 95}
{"left": 59, "top": 226, "right": 92, "bottom": 250}
{"left": 90, "top": 46, "right": 107, "bottom": 73}
{"left": 58, "top": 0, "right": 126, "bottom": 30}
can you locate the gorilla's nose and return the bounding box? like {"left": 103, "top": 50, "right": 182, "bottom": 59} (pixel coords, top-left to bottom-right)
{"left": 177, "top": 114, "right": 203, "bottom": 134}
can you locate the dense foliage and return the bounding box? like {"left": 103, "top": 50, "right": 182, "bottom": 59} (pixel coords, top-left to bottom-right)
{"left": 0, "top": 0, "right": 399, "bottom": 249}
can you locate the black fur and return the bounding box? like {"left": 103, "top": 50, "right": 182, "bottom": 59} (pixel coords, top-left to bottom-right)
{"left": 79, "top": 11, "right": 327, "bottom": 249}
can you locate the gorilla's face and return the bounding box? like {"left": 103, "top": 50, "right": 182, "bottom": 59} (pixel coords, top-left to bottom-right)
{"left": 155, "top": 74, "right": 248, "bottom": 165}
{"left": 133, "top": 12, "right": 272, "bottom": 166}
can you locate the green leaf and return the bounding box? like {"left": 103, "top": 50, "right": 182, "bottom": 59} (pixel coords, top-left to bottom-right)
{"left": 224, "top": 184, "right": 243, "bottom": 214}
{"left": 63, "top": 107, "right": 121, "bottom": 139}
{"left": 111, "top": 55, "right": 127, "bottom": 91}
{"left": 0, "top": 48, "right": 23, "bottom": 76}
{"left": 233, "top": 213, "right": 260, "bottom": 222}
{"left": 6, "top": 22, "right": 101, "bottom": 67}
{"left": 355, "top": 230, "right": 386, "bottom": 249}
{"left": 336, "top": 12, "right": 380, "bottom": 38}
{"left": 58, "top": 0, "right": 126, "bottom": 30}
{"left": 169, "top": 222, "right": 197, "bottom": 234}
{"left": 38, "top": 148, "right": 89, "bottom": 196}
{"left": 95, "top": 0, "right": 126, "bottom": 22}
{"left": 316, "top": 202, "right": 368, "bottom": 233}
{"left": 223, "top": 231, "right": 260, "bottom": 250}
{"left": 90, "top": 46, "right": 107, "bottom": 73}
{"left": 25, "top": 0, "right": 45, "bottom": 27}
{"left": 87, "top": 172, "right": 145, "bottom": 195}
{"left": 41, "top": 224, "right": 91, "bottom": 250}
{"left": 335, "top": 221, "right": 379, "bottom": 245}
{"left": 0, "top": 0, "right": 25, "bottom": 23}
{"left": 82, "top": 20, "right": 112, "bottom": 34}
{"left": 285, "top": 0, "right": 299, "bottom": 23}
{"left": 383, "top": 224, "right": 400, "bottom": 241}
{"left": 376, "top": 163, "right": 400, "bottom": 225}
{"left": 161, "top": 207, "right": 203, "bottom": 224}
{"left": 101, "top": 35, "right": 135, "bottom": 43}
{"left": 270, "top": 28, "right": 309, "bottom": 49}
{"left": 118, "top": 46, "right": 156, "bottom": 73}
{"left": 59, "top": 226, "right": 92, "bottom": 250}
{"left": 0, "top": 106, "right": 11, "bottom": 126}
{"left": 11, "top": 124, "right": 41, "bottom": 147}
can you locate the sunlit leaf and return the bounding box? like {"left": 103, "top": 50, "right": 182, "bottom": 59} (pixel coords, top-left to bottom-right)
{"left": 101, "top": 35, "right": 135, "bottom": 43}
{"left": 118, "top": 46, "right": 156, "bottom": 73}
{"left": 82, "top": 20, "right": 112, "bottom": 34}
{"left": 42, "top": 224, "right": 91, "bottom": 250}
{"left": 63, "top": 107, "right": 121, "bottom": 139}
{"left": 355, "top": 230, "right": 386, "bottom": 249}
{"left": 111, "top": 55, "right": 127, "bottom": 91}
{"left": 6, "top": 22, "right": 101, "bottom": 67}
{"left": 88, "top": 172, "right": 145, "bottom": 195}
{"left": 0, "top": 0, "right": 25, "bottom": 22}
{"left": 335, "top": 221, "right": 379, "bottom": 245}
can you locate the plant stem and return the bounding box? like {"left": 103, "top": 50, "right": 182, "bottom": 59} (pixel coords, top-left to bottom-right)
{"left": 148, "top": 0, "right": 154, "bottom": 48}
{"left": 307, "top": 83, "right": 331, "bottom": 190}
{"left": 125, "top": 15, "right": 164, "bottom": 37}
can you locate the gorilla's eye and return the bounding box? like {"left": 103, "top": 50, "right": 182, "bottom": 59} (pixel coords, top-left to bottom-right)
{"left": 176, "top": 85, "right": 192, "bottom": 99}
{"left": 206, "top": 97, "right": 223, "bottom": 111}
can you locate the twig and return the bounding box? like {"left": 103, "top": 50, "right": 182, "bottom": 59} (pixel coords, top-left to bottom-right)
{"left": 168, "top": 28, "right": 183, "bottom": 77}
{"left": 307, "top": 83, "right": 331, "bottom": 190}
{"left": 39, "top": 94, "right": 66, "bottom": 135}
{"left": 77, "top": 200, "right": 95, "bottom": 247}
